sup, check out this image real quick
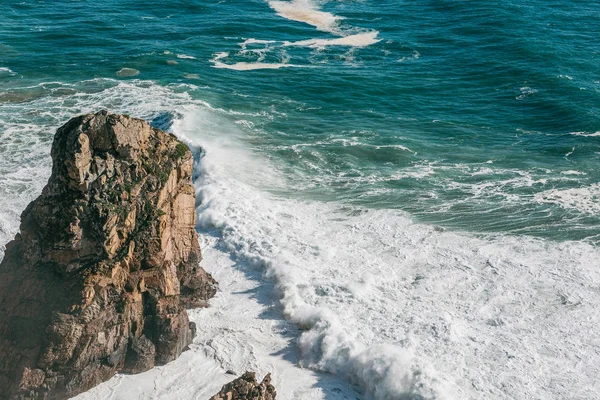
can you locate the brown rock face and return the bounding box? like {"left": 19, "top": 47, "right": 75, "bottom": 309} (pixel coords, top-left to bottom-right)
{"left": 209, "top": 372, "right": 277, "bottom": 400}
{"left": 0, "top": 111, "right": 217, "bottom": 399}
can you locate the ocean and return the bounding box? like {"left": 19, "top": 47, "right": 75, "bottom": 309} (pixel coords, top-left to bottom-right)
{"left": 1, "top": 1, "right": 599, "bottom": 399}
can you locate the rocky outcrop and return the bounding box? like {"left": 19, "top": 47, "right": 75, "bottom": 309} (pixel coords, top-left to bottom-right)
{"left": 0, "top": 111, "right": 217, "bottom": 399}
{"left": 210, "top": 372, "right": 276, "bottom": 400}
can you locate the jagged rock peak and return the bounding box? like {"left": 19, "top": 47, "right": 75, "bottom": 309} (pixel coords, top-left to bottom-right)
{"left": 210, "top": 372, "right": 277, "bottom": 400}
{"left": 0, "top": 111, "right": 217, "bottom": 399}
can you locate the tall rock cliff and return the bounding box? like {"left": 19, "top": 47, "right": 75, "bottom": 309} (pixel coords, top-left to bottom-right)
{"left": 0, "top": 111, "right": 217, "bottom": 399}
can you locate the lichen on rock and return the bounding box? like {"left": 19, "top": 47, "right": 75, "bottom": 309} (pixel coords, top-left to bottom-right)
{"left": 0, "top": 111, "right": 217, "bottom": 399}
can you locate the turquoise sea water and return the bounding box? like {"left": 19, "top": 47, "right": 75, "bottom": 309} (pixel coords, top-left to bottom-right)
{"left": 2, "top": 2, "right": 600, "bottom": 399}
{"left": 2, "top": 0, "right": 599, "bottom": 242}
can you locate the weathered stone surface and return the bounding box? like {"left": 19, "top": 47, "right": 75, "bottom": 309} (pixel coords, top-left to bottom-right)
{"left": 0, "top": 111, "right": 217, "bottom": 399}
{"left": 209, "top": 372, "right": 277, "bottom": 400}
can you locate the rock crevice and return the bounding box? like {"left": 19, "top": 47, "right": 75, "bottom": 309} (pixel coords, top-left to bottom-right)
{"left": 0, "top": 111, "right": 217, "bottom": 399}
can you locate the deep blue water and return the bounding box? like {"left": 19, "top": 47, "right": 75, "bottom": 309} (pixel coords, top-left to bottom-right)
{"left": 1, "top": 0, "right": 599, "bottom": 241}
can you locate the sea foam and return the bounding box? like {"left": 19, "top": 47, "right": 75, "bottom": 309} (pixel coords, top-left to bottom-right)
{"left": 209, "top": 1, "right": 380, "bottom": 71}
{"left": 175, "top": 110, "right": 447, "bottom": 399}
{"left": 3, "top": 81, "right": 600, "bottom": 400}
{"left": 569, "top": 130, "right": 600, "bottom": 137}
{"left": 0, "top": 67, "right": 16, "bottom": 76}
{"left": 173, "top": 107, "right": 600, "bottom": 400}
{"left": 210, "top": 52, "right": 299, "bottom": 70}
{"left": 181, "top": 105, "right": 600, "bottom": 399}
{"left": 284, "top": 31, "right": 381, "bottom": 48}
{"left": 533, "top": 183, "right": 600, "bottom": 214}
{"left": 268, "top": 0, "right": 342, "bottom": 33}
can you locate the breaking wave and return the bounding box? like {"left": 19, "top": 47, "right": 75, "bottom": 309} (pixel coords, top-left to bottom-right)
{"left": 174, "top": 108, "right": 600, "bottom": 400}
{"left": 2, "top": 81, "right": 599, "bottom": 399}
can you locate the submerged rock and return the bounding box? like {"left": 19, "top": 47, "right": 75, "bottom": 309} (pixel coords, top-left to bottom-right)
{"left": 0, "top": 111, "right": 217, "bottom": 399}
{"left": 209, "top": 372, "right": 277, "bottom": 400}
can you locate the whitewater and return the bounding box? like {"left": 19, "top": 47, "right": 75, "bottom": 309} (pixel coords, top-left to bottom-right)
{"left": 0, "top": 81, "right": 597, "bottom": 399}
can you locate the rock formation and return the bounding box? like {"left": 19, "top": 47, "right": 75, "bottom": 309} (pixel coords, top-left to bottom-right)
{"left": 0, "top": 111, "right": 217, "bottom": 399}
{"left": 209, "top": 372, "right": 276, "bottom": 400}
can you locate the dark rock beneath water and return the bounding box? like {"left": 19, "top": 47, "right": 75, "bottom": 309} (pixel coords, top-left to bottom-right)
{"left": 0, "top": 111, "right": 217, "bottom": 399}
{"left": 210, "top": 372, "right": 277, "bottom": 400}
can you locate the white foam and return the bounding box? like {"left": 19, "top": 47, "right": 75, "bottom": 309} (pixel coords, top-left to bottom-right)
{"left": 175, "top": 108, "right": 600, "bottom": 399}
{"left": 213, "top": 61, "right": 298, "bottom": 71}
{"left": 167, "top": 108, "right": 448, "bottom": 399}
{"left": 268, "top": 0, "right": 342, "bottom": 33}
{"left": 177, "top": 54, "right": 196, "bottom": 59}
{"left": 212, "top": 51, "right": 230, "bottom": 62}
{"left": 569, "top": 130, "right": 600, "bottom": 137}
{"left": 374, "top": 143, "right": 416, "bottom": 154}
{"left": 0, "top": 67, "right": 16, "bottom": 76}
{"left": 398, "top": 50, "right": 421, "bottom": 63}
{"left": 565, "top": 146, "right": 575, "bottom": 157}
{"left": 284, "top": 31, "right": 380, "bottom": 48}
{"left": 516, "top": 86, "right": 538, "bottom": 100}
{"left": 208, "top": 1, "right": 380, "bottom": 69}
{"left": 241, "top": 38, "right": 278, "bottom": 48}
{"left": 533, "top": 183, "right": 600, "bottom": 214}
{"left": 210, "top": 52, "right": 299, "bottom": 71}
{"left": 3, "top": 83, "right": 600, "bottom": 400}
